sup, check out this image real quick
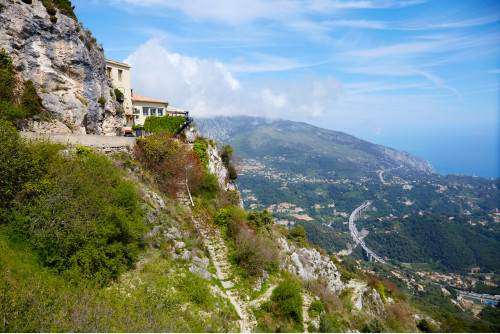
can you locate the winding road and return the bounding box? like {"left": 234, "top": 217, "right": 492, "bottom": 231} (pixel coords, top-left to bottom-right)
{"left": 348, "top": 201, "right": 386, "bottom": 264}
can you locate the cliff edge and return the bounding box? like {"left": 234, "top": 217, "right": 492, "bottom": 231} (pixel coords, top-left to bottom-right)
{"left": 0, "top": 0, "right": 124, "bottom": 135}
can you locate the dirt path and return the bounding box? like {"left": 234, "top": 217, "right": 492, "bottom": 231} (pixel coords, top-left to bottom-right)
{"left": 193, "top": 218, "right": 257, "bottom": 333}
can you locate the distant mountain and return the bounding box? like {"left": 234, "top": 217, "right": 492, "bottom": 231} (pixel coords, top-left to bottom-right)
{"left": 197, "top": 116, "right": 433, "bottom": 175}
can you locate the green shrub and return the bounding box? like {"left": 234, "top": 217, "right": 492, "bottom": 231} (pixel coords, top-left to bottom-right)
{"left": 193, "top": 137, "right": 208, "bottom": 167}
{"left": 75, "top": 144, "right": 92, "bottom": 156}
{"left": 247, "top": 209, "right": 274, "bottom": 228}
{"left": 0, "top": 120, "right": 31, "bottom": 218}
{"left": 7, "top": 152, "right": 145, "bottom": 285}
{"left": 41, "top": 0, "right": 76, "bottom": 20}
{"left": 213, "top": 208, "right": 231, "bottom": 228}
{"left": 0, "top": 100, "right": 28, "bottom": 123}
{"left": 289, "top": 224, "right": 307, "bottom": 247}
{"left": 143, "top": 115, "right": 186, "bottom": 134}
{"left": 193, "top": 172, "right": 219, "bottom": 201}
{"left": 270, "top": 277, "right": 304, "bottom": 331}
{"left": 176, "top": 272, "right": 212, "bottom": 307}
{"left": 319, "top": 313, "right": 341, "bottom": 333}
{"left": 220, "top": 144, "right": 238, "bottom": 180}
{"left": 417, "top": 319, "right": 432, "bottom": 332}
{"left": 309, "top": 300, "right": 325, "bottom": 316}
{"left": 362, "top": 317, "right": 386, "bottom": 333}
{"left": 0, "top": 48, "right": 15, "bottom": 103}
{"left": 131, "top": 124, "right": 142, "bottom": 131}
{"left": 50, "top": 16, "right": 58, "bottom": 23}
{"left": 233, "top": 227, "right": 279, "bottom": 277}
{"left": 45, "top": 3, "right": 57, "bottom": 15}
{"left": 113, "top": 88, "right": 124, "bottom": 102}
{"left": 98, "top": 95, "right": 106, "bottom": 105}
{"left": 21, "top": 80, "right": 44, "bottom": 117}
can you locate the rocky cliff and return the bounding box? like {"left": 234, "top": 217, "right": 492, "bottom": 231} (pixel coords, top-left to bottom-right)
{"left": 0, "top": 0, "right": 124, "bottom": 135}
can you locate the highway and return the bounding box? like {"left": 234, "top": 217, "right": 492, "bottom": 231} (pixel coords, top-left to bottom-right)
{"left": 348, "top": 201, "right": 387, "bottom": 264}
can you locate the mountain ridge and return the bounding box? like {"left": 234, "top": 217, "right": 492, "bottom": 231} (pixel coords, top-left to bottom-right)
{"left": 196, "top": 115, "right": 434, "bottom": 174}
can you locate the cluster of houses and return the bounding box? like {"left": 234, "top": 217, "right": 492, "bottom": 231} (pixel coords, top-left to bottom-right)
{"left": 105, "top": 59, "right": 189, "bottom": 135}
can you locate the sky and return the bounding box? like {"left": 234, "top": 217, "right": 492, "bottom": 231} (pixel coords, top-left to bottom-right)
{"left": 72, "top": 0, "right": 499, "bottom": 177}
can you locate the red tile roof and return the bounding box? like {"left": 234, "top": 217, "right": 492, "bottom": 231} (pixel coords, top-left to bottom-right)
{"left": 132, "top": 94, "right": 168, "bottom": 104}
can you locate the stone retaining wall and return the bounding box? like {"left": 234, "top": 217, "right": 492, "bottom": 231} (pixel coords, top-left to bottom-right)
{"left": 20, "top": 132, "right": 135, "bottom": 154}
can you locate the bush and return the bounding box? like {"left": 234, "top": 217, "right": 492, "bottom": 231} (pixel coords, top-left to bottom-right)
{"left": 131, "top": 123, "right": 142, "bottom": 131}
{"left": 0, "top": 120, "right": 31, "bottom": 218}
{"left": 220, "top": 144, "right": 237, "bottom": 180}
{"left": 143, "top": 115, "right": 186, "bottom": 134}
{"left": 45, "top": 2, "right": 57, "bottom": 15}
{"left": 50, "top": 16, "right": 58, "bottom": 23}
{"left": 193, "top": 172, "right": 219, "bottom": 200}
{"left": 289, "top": 224, "right": 307, "bottom": 246}
{"left": 41, "top": 0, "right": 76, "bottom": 20}
{"left": 362, "top": 317, "right": 386, "bottom": 333}
{"left": 113, "top": 88, "right": 124, "bottom": 102}
{"left": 134, "top": 133, "right": 202, "bottom": 197}
{"left": 270, "top": 277, "right": 304, "bottom": 331}
{"left": 7, "top": 152, "right": 145, "bottom": 285}
{"left": 98, "top": 95, "right": 106, "bottom": 105}
{"left": 76, "top": 144, "right": 92, "bottom": 156}
{"left": 213, "top": 208, "right": 231, "bottom": 228}
{"left": 247, "top": 209, "right": 274, "bottom": 229}
{"left": 21, "top": 80, "right": 44, "bottom": 117}
{"left": 0, "top": 48, "right": 15, "bottom": 103}
{"left": 319, "top": 313, "right": 341, "bottom": 333}
{"left": 0, "top": 100, "right": 28, "bottom": 123}
{"left": 417, "top": 319, "right": 432, "bottom": 332}
{"left": 193, "top": 137, "right": 208, "bottom": 167}
{"left": 233, "top": 227, "right": 279, "bottom": 277}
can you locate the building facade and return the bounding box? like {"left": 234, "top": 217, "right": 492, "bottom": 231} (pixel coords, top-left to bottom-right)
{"left": 105, "top": 59, "right": 188, "bottom": 133}
{"left": 131, "top": 93, "right": 169, "bottom": 127}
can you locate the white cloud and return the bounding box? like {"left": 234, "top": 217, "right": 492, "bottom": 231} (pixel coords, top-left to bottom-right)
{"left": 326, "top": 19, "right": 388, "bottom": 29}
{"left": 124, "top": 39, "right": 342, "bottom": 119}
{"left": 111, "top": 0, "right": 427, "bottom": 25}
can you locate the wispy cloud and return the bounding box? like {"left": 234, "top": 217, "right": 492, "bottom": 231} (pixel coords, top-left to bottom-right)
{"left": 344, "top": 41, "right": 439, "bottom": 58}
{"left": 111, "top": 0, "right": 427, "bottom": 25}
{"left": 326, "top": 19, "right": 388, "bottom": 29}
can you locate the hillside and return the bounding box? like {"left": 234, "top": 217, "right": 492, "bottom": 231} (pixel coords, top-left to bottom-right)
{"left": 197, "top": 116, "right": 500, "bottom": 274}
{"left": 197, "top": 116, "right": 433, "bottom": 176}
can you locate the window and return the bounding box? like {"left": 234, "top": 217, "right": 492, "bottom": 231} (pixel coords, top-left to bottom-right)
{"left": 135, "top": 116, "right": 139, "bottom": 119}
{"left": 107, "top": 67, "right": 112, "bottom": 78}
{"left": 158, "top": 108, "right": 163, "bottom": 116}
{"left": 118, "top": 69, "right": 123, "bottom": 81}
{"left": 143, "top": 107, "right": 149, "bottom": 116}
{"left": 150, "top": 108, "right": 156, "bottom": 116}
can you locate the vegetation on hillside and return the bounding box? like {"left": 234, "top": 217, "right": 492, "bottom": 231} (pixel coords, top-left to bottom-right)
{"left": 143, "top": 115, "right": 186, "bottom": 134}
{"left": 0, "top": 49, "right": 46, "bottom": 124}
{"left": 40, "top": 0, "right": 77, "bottom": 20}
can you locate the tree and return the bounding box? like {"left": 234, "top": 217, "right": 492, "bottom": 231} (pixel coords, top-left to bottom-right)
{"left": 135, "top": 133, "right": 203, "bottom": 197}
{"left": 220, "top": 144, "right": 238, "bottom": 180}
{"left": 21, "top": 80, "right": 44, "bottom": 117}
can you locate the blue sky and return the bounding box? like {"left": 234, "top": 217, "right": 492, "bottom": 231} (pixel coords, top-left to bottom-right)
{"left": 73, "top": 0, "right": 499, "bottom": 177}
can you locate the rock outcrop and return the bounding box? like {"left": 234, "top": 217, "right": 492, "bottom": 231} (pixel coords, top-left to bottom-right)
{"left": 278, "top": 238, "right": 344, "bottom": 293}
{"left": 207, "top": 143, "right": 238, "bottom": 192}
{"left": 0, "top": 0, "right": 125, "bottom": 135}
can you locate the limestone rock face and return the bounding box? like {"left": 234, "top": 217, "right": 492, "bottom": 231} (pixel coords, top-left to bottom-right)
{"left": 207, "top": 144, "right": 238, "bottom": 192}
{"left": 0, "top": 0, "right": 125, "bottom": 135}
{"left": 278, "top": 238, "right": 344, "bottom": 293}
